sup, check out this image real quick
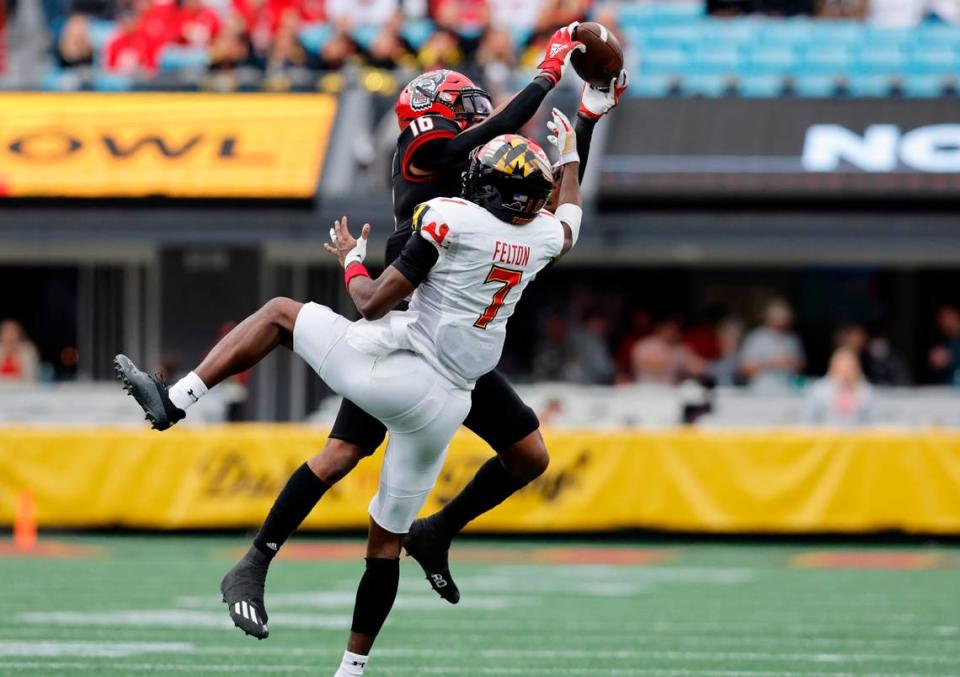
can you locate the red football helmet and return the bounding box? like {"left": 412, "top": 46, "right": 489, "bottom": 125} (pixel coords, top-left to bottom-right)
{"left": 395, "top": 69, "right": 493, "bottom": 131}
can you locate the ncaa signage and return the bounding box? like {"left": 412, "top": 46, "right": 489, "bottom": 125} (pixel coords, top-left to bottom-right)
{"left": 601, "top": 98, "right": 960, "bottom": 201}
{"left": 803, "top": 124, "right": 960, "bottom": 173}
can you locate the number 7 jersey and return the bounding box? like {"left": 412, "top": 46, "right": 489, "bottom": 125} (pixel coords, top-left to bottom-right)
{"left": 347, "top": 197, "right": 566, "bottom": 390}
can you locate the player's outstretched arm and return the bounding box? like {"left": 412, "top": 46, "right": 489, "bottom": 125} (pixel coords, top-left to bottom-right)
{"left": 546, "top": 109, "right": 583, "bottom": 260}
{"left": 415, "top": 25, "right": 585, "bottom": 173}
{"left": 325, "top": 216, "right": 416, "bottom": 321}
{"left": 574, "top": 68, "right": 629, "bottom": 182}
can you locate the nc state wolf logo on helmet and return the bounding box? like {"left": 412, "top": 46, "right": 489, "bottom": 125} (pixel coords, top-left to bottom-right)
{"left": 408, "top": 71, "right": 447, "bottom": 112}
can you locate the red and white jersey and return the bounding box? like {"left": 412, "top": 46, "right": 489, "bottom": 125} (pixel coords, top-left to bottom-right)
{"left": 346, "top": 197, "right": 565, "bottom": 389}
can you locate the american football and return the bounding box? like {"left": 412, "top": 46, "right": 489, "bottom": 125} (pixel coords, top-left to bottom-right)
{"left": 570, "top": 21, "right": 624, "bottom": 88}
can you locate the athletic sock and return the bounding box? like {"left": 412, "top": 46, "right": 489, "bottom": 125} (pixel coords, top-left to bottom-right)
{"left": 252, "top": 463, "right": 329, "bottom": 558}
{"left": 435, "top": 457, "right": 527, "bottom": 538}
{"left": 167, "top": 371, "right": 208, "bottom": 411}
{"left": 334, "top": 650, "right": 368, "bottom": 676}
{"left": 350, "top": 557, "right": 400, "bottom": 637}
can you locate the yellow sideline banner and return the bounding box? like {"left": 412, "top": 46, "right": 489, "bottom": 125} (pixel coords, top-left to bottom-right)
{"left": 1, "top": 426, "right": 960, "bottom": 533}
{"left": 0, "top": 94, "right": 337, "bottom": 198}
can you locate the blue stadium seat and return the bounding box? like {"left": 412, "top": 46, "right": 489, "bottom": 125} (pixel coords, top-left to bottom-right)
{"left": 737, "top": 74, "right": 785, "bottom": 97}
{"left": 687, "top": 46, "right": 741, "bottom": 75}
{"left": 852, "top": 46, "right": 904, "bottom": 74}
{"left": 792, "top": 74, "right": 839, "bottom": 97}
{"left": 352, "top": 25, "right": 379, "bottom": 52}
{"left": 641, "top": 48, "right": 688, "bottom": 76}
{"left": 901, "top": 74, "right": 947, "bottom": 97}
{"left": 814, "top": 20, "right": 866, "bottom": 46}
{"left": 299, "top": 23, "right": 334, "bottom": 55}
{"left": 755, "top": 18, "right": 816, "bottom": 46}
{"left": 92, "top": 72, "right": 133, "bottom": 91}
{"left": 706, "top": 18, "right": 762, "bottom": 45}
{"left": 645, "top": 24, "right": 703, "bottom": 46}
{"left": 158, "top": 46, "right": 209, "bottom": 71}
{"left": 745, "top": 45, "right": 797, "bottom": 75}
{"left": 800, "top": 46, "right": 850, "bottom": 76}
{"left": 87, "top": 19, "right": 116, "bottom": 50}
{"left": 399, "top": 19, "right": 434, "bottom": 50}
{"left": 914, "top": 22, "right": 960, "bottom": 47}
{"left": 629, "top": 73, "right": 674, "bottom": 98}
{"left": 907, "top": 46, "right": 957, "bottom": 75}
{"left": 620, "top": 2, "right": 702, "bottom": 27}
{"left": 846, "top": 74, "right": 893, "bottom": 97}
{"left": 681, "top": 74, "right": 730, "bottom": 97}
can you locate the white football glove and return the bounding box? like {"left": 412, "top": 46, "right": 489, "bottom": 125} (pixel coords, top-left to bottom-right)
{"left": 326, "top": 216, "right": 369, "bottom": 269}
{"left": 546, "top": 107, "right": 578, "bottom": 166}
{"left": 578, "top": 69, "right": 630, "bottom": 121}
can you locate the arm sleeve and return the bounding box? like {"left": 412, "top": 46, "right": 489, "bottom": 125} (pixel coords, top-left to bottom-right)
{"left": 391, "top": 224, "right": 441, "bottom": 286}
{"left": 415, "top": 77, "right": 554, "bottom": 172}
{"left": 574, "top": 113, "right": 597, "bottom": 183}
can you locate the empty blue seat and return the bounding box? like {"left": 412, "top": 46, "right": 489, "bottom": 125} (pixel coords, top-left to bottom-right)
{"left": 87, "top": 19, "right": 116, "bottom": 50}
{"left": 299, "top": 24, "right": 334, "bottom": 54}
{"left": 792, "top": 74, "right": 839, "bottom": 97}
{"left": 705, "top": 18, "right": 761, "bottom": 44}
{"left": 815, "top": 21, "right": 866, "bottom": 46}
{"left": 92, "top": 72, "right": 133, "bottom": 91}
{"left": 687, "top": 46, "right": 741, "bottom": 74}
{"left": 846, "top": 74, "right": 893, "bottom": 97}
{"left": 755, "top": 18, "right": 816, "bottom": 46}
{"left": 746, "top": 45, "right": 797, "bottom": 74}
{"left": 800, "top": 46, "right": 850, "bottom": 75}
{"left": 351, "top": 25, "right": 379, "bottom": 51}
{"left": 914, "top": 22, "right": 960, "bottom": 47}
{"left": 646, "top": 24, "right": 703, "bottom": 45}
{"left": 400, "top": 20, "right": 434, "bottom": 50}
{"left": 630, "top": 73, "right": 674, "bottom": 97}
{"left": 901, "top": 74, "right": 947, "bottom": 97}
{"left": 641, "top": 48, "right": 688, "bottom": 76}
{"left": 158, "top": 46, "right": 209, "bottom": 71}
{"left": 681, "top": 73, "right": 730, "bottom": 97}
{"left": 907, "top": 46, "right": 957, "bottom": 74}
{"left": 737, "top": 74, "right": 785, "bottom": 97}
{"left": 852, "top": 46, "right": 904, "bottom": 74}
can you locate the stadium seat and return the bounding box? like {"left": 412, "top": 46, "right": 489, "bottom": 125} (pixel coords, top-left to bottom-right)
{"left": 687, "top": 46, "right": 741, "bottom": 75}
{"left": 158, "top": 46, "right": 209, "bottom": 71}
{"left": 814, "top": 20, "right": 866, "bottom": 47}
{"left": 641, "top": 48, "right": 688, "bottom": 76}
{"left": 746, "top": 45, "right": 798, "bottom": 75}
{"left": 87, "top": 19, "right": 117, "bottom": 50}
{"left": 755, "top": 18, "right": 816, "bottom": 46}
{"left": 907, "top": 46, "right": 957, "bottom": 75}
{"left": 800, "top": 46, "right": 850, "bottom": 76}
{"left": 846, "top": 74, "right": 894, "bottom": 97}
{"left": 352, "top": 25, "right": 379, "bottom": 52}
{"left": 92, "top": 72, "right": 134, "bottom": 91}
{"left": 645, "top": 24, "right": 703, "bottom": 46}
{"left": 901, "top": 74, "right": 947, "bottom": 97}
{"left": 853, "top": 46, "right": 904, "bottom": 74}
{"left": 791, "top": 74, "right": 839, "bottom": 97}
{"left": 399, "top": 19, "right": 434, "bottom": 50}
{"left": 681, "top": 73, "right": 731, "bottom": 97}
{"left": 299, "top": 23, "right": 334, "bottom": 55}
{"left": 629, "top": 73, "right": 674, "bottom": 97}
{"left": 737, "top": 74, "right": 785, "bottom": 97}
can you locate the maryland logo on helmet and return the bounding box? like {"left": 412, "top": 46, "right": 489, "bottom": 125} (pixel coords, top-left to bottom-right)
{"left": 482, "top": 135, "right": 552, "bottom": 179}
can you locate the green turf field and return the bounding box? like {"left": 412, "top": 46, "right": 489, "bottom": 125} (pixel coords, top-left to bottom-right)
{"left": 1, "top": 536, "right": 959, "bottom": 676}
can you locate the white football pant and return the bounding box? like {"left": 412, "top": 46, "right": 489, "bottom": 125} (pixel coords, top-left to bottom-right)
{"left": 293, "top": 302, "right": 471, "bottom": 534}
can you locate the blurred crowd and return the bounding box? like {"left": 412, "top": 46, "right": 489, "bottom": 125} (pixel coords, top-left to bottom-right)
{"left": 22, "top": 0, "right": 955, "bottom": 82}
{"left": 526, "top": 295, "right": 960, "bottom": 419}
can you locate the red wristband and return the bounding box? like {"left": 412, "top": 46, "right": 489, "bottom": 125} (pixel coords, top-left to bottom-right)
{"left": 344, "top": 263, "right": 370, "bottom": 288}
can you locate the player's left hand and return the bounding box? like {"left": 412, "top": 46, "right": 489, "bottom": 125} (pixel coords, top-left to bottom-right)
{"left": 546, "top": 108, "right": 579, "bottom": 166}
{"left": 537, "top": 22, "right": 586, "bottom": 87}
{"left": 324, "top": 215, "right": 371, "bottom": 269}
{"left": 578, "top": 68, "right": 629, "bottom": 121}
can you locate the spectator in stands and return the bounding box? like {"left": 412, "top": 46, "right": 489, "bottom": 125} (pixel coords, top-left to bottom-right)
{"left": 475, "top": 27, "right": 516, "bottom": 99}
{"left": 433, "top": 0, "right": 488, "bottom": 55}
{"left": 708, "top": 0, "right": 815, "bottom": 15}
{"left": 0, "top": 320, "right": 39, "bottom": 383}
{"left": 739, "top": 299, "right": 805, "bottom": 390}
{"left": 816, "top": 0, "right": 867, "bottom": 19}
{"left": 177, "top": 0, "right": 222, "bottom": 48}
{"left": 56, "top": 13, "right": 94, "bottom": 67}
{"left": 532, "top": 314, "right": 573, "bottom": 381}
{"left": 708, "top": 316, "right": 744, "bottom": 387}
{"left": 803, "top": 347, "right": 876, "bottom": 426}
{"left": 631, "top": 315, "right": 707, "bottom": 385}
{"left": 614, "top": 307, "right": 652, "bottom": 382}
{"left": 928, "top": 304, "right": 960, "bottom": 386}
{"left": 418, "top": 28, "right": 464, "bottom": 69}
{"left": 836, "top": 323, "right": 911, "bottom": 386}
{"left": 209, "top": 13, "right": 250, "bottom": 68}
{"left": 567, "top": 311, "right": 616, "bottom": 385}
{"left": 364, "top": 20, "right": 416, "bottom": 69}
{"left": 326, "top": 0, "right": 398, "bottom": 28}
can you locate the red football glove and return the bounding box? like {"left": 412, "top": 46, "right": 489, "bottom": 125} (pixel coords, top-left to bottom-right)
{"left": 537, "top": 22, "right": 586, "bottom": 87}
{"left": 578, "top": 69, "right": 630, "bottom": 121}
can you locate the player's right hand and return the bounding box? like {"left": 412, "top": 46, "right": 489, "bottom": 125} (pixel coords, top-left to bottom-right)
{"left": 546, "top": 108, "right": 578, "bottom": 166}
{"left": 324, "top": 215, "right": 371, "bottom": 269}
{"left": 537, "top": 22, "right": 586, "bottom": 87}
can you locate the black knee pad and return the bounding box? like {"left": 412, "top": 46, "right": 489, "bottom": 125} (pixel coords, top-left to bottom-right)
{"left": 350, "top": 557, "right": 400, "bottom": 637}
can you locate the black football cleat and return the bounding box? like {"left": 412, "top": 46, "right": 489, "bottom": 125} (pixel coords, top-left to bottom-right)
{"left": 113, "top": 354, "right": 184, "bottom": 431}
{"left": 221, "top": 547, "right": 271, "bottom": 640}
{"left": 404, "top": 516, "right": 460, "bottom": 604}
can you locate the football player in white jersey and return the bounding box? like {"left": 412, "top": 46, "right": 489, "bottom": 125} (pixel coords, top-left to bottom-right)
{"left": 114, "top": 113, "right": 584, "bottom": 675}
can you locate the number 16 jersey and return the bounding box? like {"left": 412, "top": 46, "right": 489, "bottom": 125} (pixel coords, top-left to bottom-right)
{"left": 346, "top": 197, "right": 565, "bottom": 390}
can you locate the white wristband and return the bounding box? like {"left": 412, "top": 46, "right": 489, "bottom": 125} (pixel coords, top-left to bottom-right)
{"left": 555, "top": 203, "right": 582, "bottom": 246}
{"left": 559, "top": 150, "right": 580, "bottom": 166}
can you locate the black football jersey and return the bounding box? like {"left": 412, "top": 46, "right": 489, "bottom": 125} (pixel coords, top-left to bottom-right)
{"left": 387, "top": 115, "right": 465, "bottom": 266}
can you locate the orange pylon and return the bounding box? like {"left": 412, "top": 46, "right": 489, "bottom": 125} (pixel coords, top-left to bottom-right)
{"left": 13, "top": 490, "right": 37, "bottom": 550}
